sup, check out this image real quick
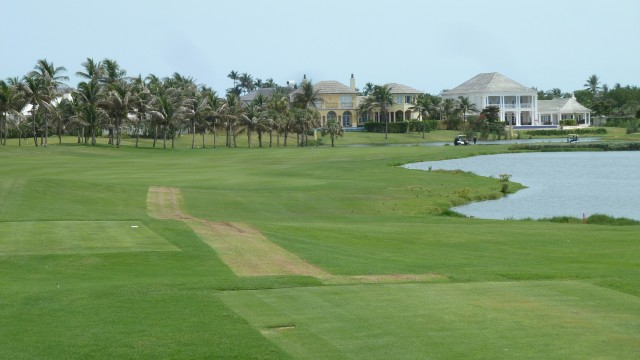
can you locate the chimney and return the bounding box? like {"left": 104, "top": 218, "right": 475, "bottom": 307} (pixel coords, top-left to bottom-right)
{"left": 302, "top": 74, "right": 308, "bottom": 85}
{"left": 350, "top": 73, "right": 356, "bottom": 90}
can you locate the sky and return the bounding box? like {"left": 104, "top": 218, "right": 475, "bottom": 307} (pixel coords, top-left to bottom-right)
{"left": 2, "top": 0, "right": 639, "bottom": 95}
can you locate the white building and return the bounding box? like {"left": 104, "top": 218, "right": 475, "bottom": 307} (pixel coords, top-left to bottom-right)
{"left": 442, "top": 72, "right": 591, "bottom": 128}
{"left": 538, "top": 97, "right": 591, "bottom": 126}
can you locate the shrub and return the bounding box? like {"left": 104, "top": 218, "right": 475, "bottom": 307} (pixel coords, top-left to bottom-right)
{"left": 364, "top": 121, "right": 409, "bottom": 133}
{"left": 524, "top": 128, "right": 607, "bottom": 136}
{"left": 559, "top": 119, "right": 577, "bottom": 127}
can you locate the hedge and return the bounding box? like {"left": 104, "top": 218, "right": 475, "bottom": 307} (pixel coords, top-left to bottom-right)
{"left": 509, "top": 142, "right": 640, "bottom": 151}
{"left": 523, "top": 128, "right": 607, "bottom": 136}
{"left": 364, "top": 120, "right": 438, "bottom": 133}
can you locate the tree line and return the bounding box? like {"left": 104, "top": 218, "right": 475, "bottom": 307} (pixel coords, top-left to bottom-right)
{"left": 2, "top": 61, "right": 638, "bottom": 149}
{"left": 0, "top": 59, "right": 344, "bottom": 148}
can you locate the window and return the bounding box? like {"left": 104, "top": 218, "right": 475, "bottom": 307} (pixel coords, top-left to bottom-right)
{"left": 396, "top": 96, "right": 403, "bottom": 104}
{"left": 340, "top": 96, "right": 353, "bottom": 108}
{"left": 406, "top": 96, "right": 412, "bottom": 104}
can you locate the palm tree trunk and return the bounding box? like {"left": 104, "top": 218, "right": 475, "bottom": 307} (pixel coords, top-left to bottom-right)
{"left": 32, "top": 110, "right": 38, "bottom": 146}
{"left": 91, "top": 128, "right": 96, "bottom": 145}
{"left": 213, "top": 124, "right": 217, "bottom": 148}
{"left": 202, "top": 131, "right": 206, "bottom": 148}
{"left": 153, "top": 124, "right": 158, "bottom": 147}
{"left": 163, "top": 126, "right": 167, "bottom": 149}
{"left": 44, "top": 114, "right": 49, "bottom": 147}
{"left": 191, "top": 120, "right": 196, "bottom": 149}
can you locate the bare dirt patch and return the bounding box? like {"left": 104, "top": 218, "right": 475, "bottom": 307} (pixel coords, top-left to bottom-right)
{"left": 147, "top": 186, "right": 329, "bottom": 277}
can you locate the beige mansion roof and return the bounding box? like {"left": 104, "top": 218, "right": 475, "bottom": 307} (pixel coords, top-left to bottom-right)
{"left": 538, "top": 97, "right": 590, "bottom": 113}
{"left": 296, "top": 80, "right": 359, "bottom": 95}
{"left": 386, "top": 83, "right": 421, "bottom": 94}
{"left": 443, "top": 72, "right": 536, "bottom": 95}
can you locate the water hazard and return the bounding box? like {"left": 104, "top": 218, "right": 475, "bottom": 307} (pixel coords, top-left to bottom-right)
{"left": 405, "top": 152, "right": 640, "bottom": 220}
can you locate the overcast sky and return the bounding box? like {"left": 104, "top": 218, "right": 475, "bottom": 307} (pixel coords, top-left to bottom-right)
{"left": 2, "top": 0, "right": 639, "bottom": 95}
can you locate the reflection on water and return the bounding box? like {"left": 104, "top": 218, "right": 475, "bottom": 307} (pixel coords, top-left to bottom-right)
{"left": 405, "top": 152, "right": 640, "bottom": 220}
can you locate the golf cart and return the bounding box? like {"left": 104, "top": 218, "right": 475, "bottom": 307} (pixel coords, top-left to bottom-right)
{"left": 567, "top": 134, "right": 578, "bottom": 143}
{"left": 454, "top": 135, "right": 469, "bottom": 146}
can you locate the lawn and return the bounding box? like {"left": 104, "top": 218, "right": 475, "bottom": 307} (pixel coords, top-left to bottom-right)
{"left": 219, "top": 281, "right": 640, "bottom": 360}
{"left": 1, "top": 135, "right": 638, "bottom": 358}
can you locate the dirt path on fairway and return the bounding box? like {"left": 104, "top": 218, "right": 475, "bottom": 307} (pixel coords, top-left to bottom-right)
{"left": 146, "top": 186, "right": 329, "bottom": 277}
{"left": 146, "top": 186, "right": 446, "bottom": 283}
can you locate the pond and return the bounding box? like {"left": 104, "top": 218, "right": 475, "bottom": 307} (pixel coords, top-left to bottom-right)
{"left": 404, "top": 152, "right": 640, "bottom": 220}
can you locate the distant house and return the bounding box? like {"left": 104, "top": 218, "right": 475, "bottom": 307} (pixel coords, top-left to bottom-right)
{"left": 442, "top": 72, "right": 538, "bottom": 126}
{"left": 386, "top": 83, "right": 422, "bottom": 122}
{"left": 538, "top": 97, "right": 591, "bottom": 126}
{"left": 240, "top": 88, "right": 279, "bottom": 104}
{"left": 289, "top": 75, "right": 360, "bottom": 127}
{"left": 442, "top": 72, "right": 591, "bottom": 128}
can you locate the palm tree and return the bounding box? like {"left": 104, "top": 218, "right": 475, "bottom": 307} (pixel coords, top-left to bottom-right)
{"left": 76, "top": 58, "right": 104, "bottom": 83}
{"left": 149, "top": 87, "right": 191, "bottom": 149}
{"left": 30, "top": 59, "right": 69, "bottom": 146}
{"left": 49, "top": 97, "right": 74, "bottom": 144}
{"left": 241, "top": 102, "right": 266, "bottom": 148}
{"left": 409, "top": 94, "right": 431, "bottom": 138}
{"left": 130, "top": 76, "right": 153, "bottom": 147}
{"left": 372, "top": 84, "right": 394, "bottom": 139}
{"left": 227, "top": 70, "right": 239, "bottom": 88}
{"left": 221, "top": 93, "right": 244, "bottom": 147}
{"left": 362, "top": 82, "right": 375, "bottom": 96}
{"left": 584, "top": 74, "right": 601, "bottom": 95}
{"left": 100, "top": 59, "right": 126, "bottom": 144}
{"left": 457, "top": 96, "right": 478, "bottom": 132}
{"left": 20, "top": 75, "right": 46, "bottom": 146}
{"left": 238, "top": 73, "right": 255, "bottom": 95}
{"left": 201, "top": 87, "right": 222, "bottom": 148}
{"left": 441, "top": 98, "right": 460, "bottom": 130}
{"left": 102, "top": 80, "right": 134, "bottom": 148}
{"left": 185, "top": 89, "right": 212, "bottom": 149}
{"left": 321, "top": 119, "right": 343, "bottom": 147}
{"left": 267, "top": 90, "right": 290, "bottom": 147}
{"left": 0, "top": 79, "right": 26, "bottom": 145}
{"left": 293, "top": 81, "right": 319, "bottom": 110}
{"left": 73, "top": 80, "right": 107, "bottom": 145}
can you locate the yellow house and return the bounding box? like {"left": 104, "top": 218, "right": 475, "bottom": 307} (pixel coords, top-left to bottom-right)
{"left": 290, "top": 75, "right": 359, "bottom": 127}
{"left": 290, "top": 75, "right": 423, "bottom": 127}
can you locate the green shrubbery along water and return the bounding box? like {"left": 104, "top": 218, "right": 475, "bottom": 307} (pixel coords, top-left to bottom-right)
{"left": 523, "top": 128, "right": 607, "bottom": 137}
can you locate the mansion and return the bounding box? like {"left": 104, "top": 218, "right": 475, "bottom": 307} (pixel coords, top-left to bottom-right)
{"left": 442, "top": 72, "right": 591, "bottom": 128}
{"left": 287, "top": 75, "right": 422, "bottom": 128}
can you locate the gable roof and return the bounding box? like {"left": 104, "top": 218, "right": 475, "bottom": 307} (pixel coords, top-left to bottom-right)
{"left": 240, "top": 87, "right": 278, "bottom": 102}
{"left": 386, "top": 83, "right": 421, "bottom": 94}
{"left": 442, "top": 72, "right": 536, "bottom": 95}
{"left": 538, "top": 97, "right": 590, "bottom": 113}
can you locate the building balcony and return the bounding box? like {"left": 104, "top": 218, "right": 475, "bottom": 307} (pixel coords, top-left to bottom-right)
{"left": 320, "top": 102, "right": 353, "bottom": 109}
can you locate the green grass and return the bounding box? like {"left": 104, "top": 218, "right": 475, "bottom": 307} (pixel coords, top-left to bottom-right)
{"left": 219, "top": 281, "right": 640, "bottom": 359}
{"left": 0, "top": 221, "right": 177, "bottom": 255}
{"left": 1, "top": 137, "right": 639, "bottom": 358}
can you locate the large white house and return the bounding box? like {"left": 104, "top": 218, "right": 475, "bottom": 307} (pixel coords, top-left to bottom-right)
{"left": 442, "top": 72, "right": 591, "bottom": 128}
